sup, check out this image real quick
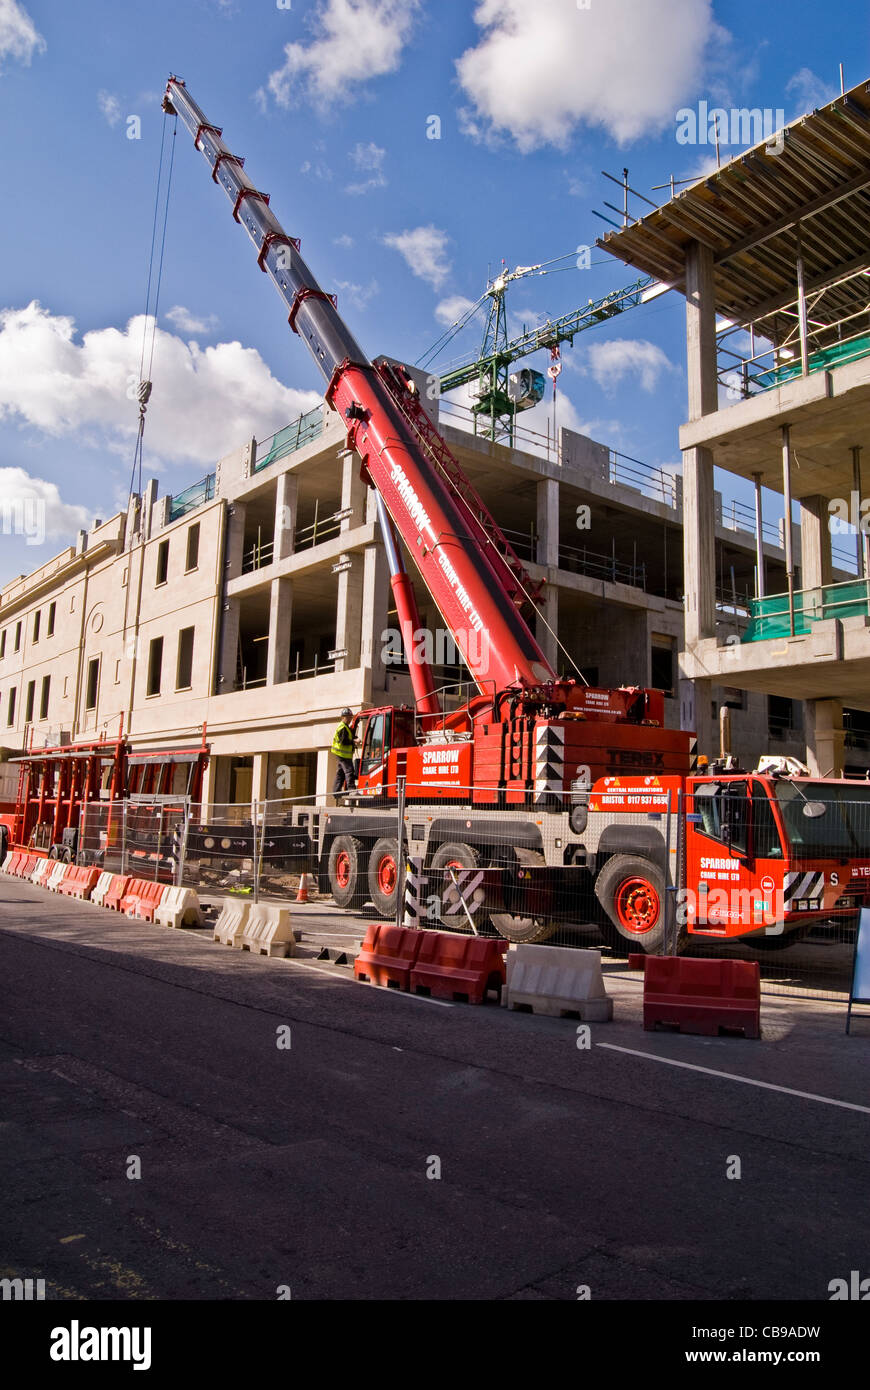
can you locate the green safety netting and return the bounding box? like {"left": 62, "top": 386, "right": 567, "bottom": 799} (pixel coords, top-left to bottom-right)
{"left": 743, "top": 578, "right": 870, "bottom": 641}
{"left": 751, "top": 334, "right": 870, "bottom": 391}
{"left": 254, "top": 406, "right": 324, "bottom": 473}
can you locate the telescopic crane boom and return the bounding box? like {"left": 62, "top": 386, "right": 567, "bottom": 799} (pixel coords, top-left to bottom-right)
{"left": 163, "top": 77, "right": 557, "bottom": 707}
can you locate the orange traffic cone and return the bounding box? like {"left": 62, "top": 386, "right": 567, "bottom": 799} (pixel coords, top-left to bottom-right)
{"left": 296, "top": 873, "right": 313, "bottom": 903}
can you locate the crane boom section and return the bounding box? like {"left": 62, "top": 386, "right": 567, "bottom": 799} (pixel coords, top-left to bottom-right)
{"left": 165, "top": 78, "right": 557, "bottom": 694}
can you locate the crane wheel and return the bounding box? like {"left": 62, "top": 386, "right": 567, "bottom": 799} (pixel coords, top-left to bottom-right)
{"left": 594, "top": 853, "right": 670, "bottom": 955}
{"left": 489, "top": 912, "right": 559, "bottom": 944}
{"left": 367, "top": 837, "right": 400, "bottom": 918}
{"left": 489, "top": 847, "right": 559, "bottom": 943}
{"left": 328, "top": 835, "right": 367, "bottom": 910}
{"left": 428, "top": 841, "right": 489, "bottom": 932}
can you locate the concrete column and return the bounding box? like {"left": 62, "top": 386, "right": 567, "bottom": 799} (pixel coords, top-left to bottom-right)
{"left": 361, "top": 542, "right": 391, "bottom": 696}
{"left": 799, "top": 495, "right": 833, "bottom": 590}
{"left": 218, "top": 599, "right": 240, "bottom": 691}
{"left": 252, "top": 752, "right": 269, "bottom": 812}
{"left": 682, "top": 447, "right": 717, "bottom": 643}
{"left": 224, "top": 502, "right": 246, "bottom": 581}
{"left": 682, "top": 241, "right": 718, "bottom": 648}
{"left": 274, "top": 472, "right": 298, "bottom": 561}
{"left": 316, "top": 747, "right": 333, "bottom": 804}
{"left": 266, "top": 577, "right": 293, "bottom": 685}
{"left": 537, "top": 586, "right": 558, "bottom": 671}
{"left": 805, "top": 698, "right": 845, "bottom": 778}
{"left": 333, "top": 555, "right": 362, "bottom": 672}
{"left": 536, "top": 478, "right": 559, "bottom": 567}
{"left": 679, "top": 673, "right": 715, "bottom": 764}
{"left": 685, "top": 241, "right": 718, "bottom": 422}
{"left": 341, "top": 452, "right": 367, "bottom": 532}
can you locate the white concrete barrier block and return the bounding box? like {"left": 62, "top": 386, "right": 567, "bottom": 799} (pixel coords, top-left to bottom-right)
{"left": 214, "top": 897, "right": 250, "bottom": 946}
{"left": 46, "top": 862, "right": 68, "bottom": 892}
{"left": 240, "top": 903, "right": 296, "bottom": 958}
{"left": 2, "top": 852, "right": 14, "bottom": 874}
{"left": 91, "top": 871, "right": 115, "bottom": 907}
{"left": 503, "top": 943, "right": 613, "bottom": 1021}
{"left": 155, "top": 887, "right": 204, "bottom": 929}
{"left": 30, "top": 859, "right": 52, "bottom": 886}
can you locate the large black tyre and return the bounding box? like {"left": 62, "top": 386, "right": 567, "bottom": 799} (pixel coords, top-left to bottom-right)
{"left": 328, "top": 835, "right": 367, "bottom": 910}
{"left": 429, "top": 841, "right": 489, "bottom": 932}
{"left": 367, "top": 837, "right": 400, "bottom": 918}
{"left": 594, "top": 854, "right": 672, "bottom": 955}
{"left": 489, "top": 848, "right": 559, "bottom": 944}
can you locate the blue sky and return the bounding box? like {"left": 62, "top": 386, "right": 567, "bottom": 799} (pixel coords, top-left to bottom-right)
{"left": 0, "top": 0, "right": 865, "bottom": 581}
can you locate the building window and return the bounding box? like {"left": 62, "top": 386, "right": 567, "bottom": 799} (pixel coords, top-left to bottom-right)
{"left": 185, "top": 523, "right": 200, "bottom": 572}
{"left": 70, "top": 593, "right": 75, "bottom": 613}
{"left": 156, "top": 540, "right": 169, "bottom": 586}
{"left": 114, "top": 659, "right": 122, "bottom": 684}
{"left": 7, "top": 687, "right": 16, "bottom": 727}
{"left": 768, "top": 694, "right": 795, "bottom": 742}
{"left": 25, "top": 680, "right": 35, "bottom": 723}
{"left": 0, "top": 630, "right": 5, "bottom": 659}
{"left": 47, "top": 602, "right": 56, "bottom": 637}
{"left": 86, "top": 657, "right": 99, "bottom": 712}
{"left": 650, "top": 635, "right": 676, "bottom": 698}
{"left": 32, "top": 610, "right": 40, "bottom": 643}
{"left": 147, "top": 637, "right": 163, "bottom": 696}
{"left": 122, "top": 566, "right": 129, "bottom": 587}
{"left": 14, "top": 622, "right": 21, "bottom": 653}
{"left": 40, "top": 675, "right": 50, "bottom": 720}
{"left": 176, "top": 627, "right": 194, "bottom": 690}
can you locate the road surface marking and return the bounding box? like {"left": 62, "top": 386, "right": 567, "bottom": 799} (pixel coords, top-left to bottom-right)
{"left": 597, "top": 1043, "right": 870, "bottom": 1115}
{"left": 286, "top": 959, "right": 454, "bottom": 1006}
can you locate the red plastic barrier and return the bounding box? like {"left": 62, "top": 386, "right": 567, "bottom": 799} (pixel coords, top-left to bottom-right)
{"left": 354, "top": 924, "right": 426, "bottom": 990}
{"left": 124, "top": 880, "right": 168, "bottom": 922}
{"left": 643, "top": 956, "right": 761, "bottom": 1038}
{"left": 59, "top": 866, "right": 101, "bottom": 900}
{"left": 18, "top": 854, "right": 38, "bottom": 878}
{"left": 103, "top": 875, "right": 131, "bottom": 912}
{"left": 10, "top": 853, "right": 27, "bottom": 877}
{"left": 410, "top": 932, "right": 508, "bottom": 1004}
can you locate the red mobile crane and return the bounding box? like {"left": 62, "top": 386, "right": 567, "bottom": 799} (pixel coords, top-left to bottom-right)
{"left": 164, "top": 78, "right": 870, "bottom": 951}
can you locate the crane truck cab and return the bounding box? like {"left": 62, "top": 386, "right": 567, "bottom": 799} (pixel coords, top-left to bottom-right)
{"left": 682, "top": 772, "right": 870, "bottom": 947}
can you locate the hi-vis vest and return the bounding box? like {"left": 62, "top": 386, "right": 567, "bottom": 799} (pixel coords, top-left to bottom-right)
{"left": 331, "top": 721, "right": 353, "bottom": 758}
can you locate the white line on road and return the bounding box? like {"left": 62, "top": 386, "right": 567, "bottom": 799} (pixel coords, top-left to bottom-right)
{"left": 597, "top": 1043, "right": 870, "bottom": 1115}
{"left": 286, "top": 959, "right": 454, "bottom": 1006}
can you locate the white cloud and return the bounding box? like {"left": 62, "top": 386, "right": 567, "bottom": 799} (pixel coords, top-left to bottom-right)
{"left": 165, "top": 305, "right": 220, "bottom": 336}
{"left": 786, "top": 67, "right": 838, "bottom": 116}
{"left": 0, "top": 302, "right": 322, "bottom": 469}
{"left": 97, "top": 90, "right": 121, "bottom": 127}
{"left": 345, "top": 140, "right": 387, "bottom": 194}
{"left": 335, "top": 279, "right": 379, "bottom": 311}
{"left": 300, "top": 157, "right": 333, "bottom": 181}
{"left": 383, "top": 226, "right": 451, "bottom": 290}
{"left": 333, "top": 234, "right": 355, "bottom": 249}
{"left": 435, "top": 295, "right": 477, "bottom": 328}
{"left": 0, "top": 0, "right": 44, "bottom": 70}
{"left": 0, "top": 467, "right": 89, "bottom": 547}
{"left": 260, "top": 0, "right": 419, "bottom": 109}
{"left": 585, "top": 339, "right": 677, "bottom": 393}
{"left": 456, "top": 0, "right": 719, "bottom": 149}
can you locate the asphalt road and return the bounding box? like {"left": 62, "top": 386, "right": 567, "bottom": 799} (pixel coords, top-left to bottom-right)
{"left": 2, "top": 877, "right": 869, "bottom": 1301}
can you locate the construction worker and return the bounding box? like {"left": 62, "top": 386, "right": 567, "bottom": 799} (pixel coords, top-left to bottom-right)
{"left": 331, "top": 708, "right": 356, "bottom": 794}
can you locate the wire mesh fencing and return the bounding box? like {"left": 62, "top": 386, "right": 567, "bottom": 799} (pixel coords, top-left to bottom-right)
{"left": 73, "top": 780, "right": 870, "bottom": 1001}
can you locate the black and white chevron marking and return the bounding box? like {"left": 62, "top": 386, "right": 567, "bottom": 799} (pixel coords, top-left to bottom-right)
{"left": 783, "top": 870, "right": 824, "bottom": 905}
{"left": 402, "top": 856, "right": 428, "bottom": 927}
{"left": 534, "top": 724, "right": 565, "bottom": 804}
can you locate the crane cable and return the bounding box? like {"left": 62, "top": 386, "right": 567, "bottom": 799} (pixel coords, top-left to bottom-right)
{"left": 129, "top": 112, "right": 178, "bottom": 502}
